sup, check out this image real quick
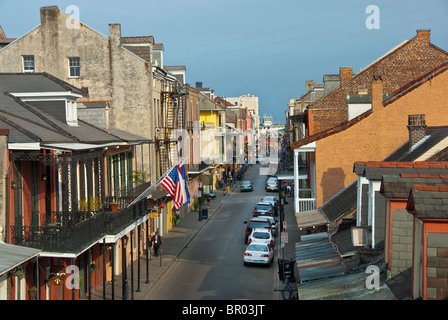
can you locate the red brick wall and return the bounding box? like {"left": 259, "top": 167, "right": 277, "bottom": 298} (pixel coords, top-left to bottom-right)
{"left": 314, "top": 67, "right": 448, "bottom": 206}
{"left": 308, "top": 30, "right": 448, "bottom": 133}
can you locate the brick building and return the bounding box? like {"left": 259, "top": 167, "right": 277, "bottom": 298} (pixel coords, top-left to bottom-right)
{"left": 306, "top": 30, "right": 448, "bottom": 135}
{"left": 291, "top": 60, "right": 448, "bottom": 210}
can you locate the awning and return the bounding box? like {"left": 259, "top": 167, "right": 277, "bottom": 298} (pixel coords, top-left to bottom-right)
{"left": 296, "top": 208, "right": 329, "bottom": 229}
{"left": 41, "top": 142, "right": 128, "bottom": 151}
{"left": 0, "top": 243, "right": 41, "bottom": 276}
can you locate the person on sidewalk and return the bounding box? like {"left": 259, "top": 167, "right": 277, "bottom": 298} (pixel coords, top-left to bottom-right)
{"left": 152, "top": 231, "right": 162, "bottom": 257}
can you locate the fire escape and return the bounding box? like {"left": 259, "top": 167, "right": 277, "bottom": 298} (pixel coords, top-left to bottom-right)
{"left": 156, "top": 82, "right": 186, "bottom": 176}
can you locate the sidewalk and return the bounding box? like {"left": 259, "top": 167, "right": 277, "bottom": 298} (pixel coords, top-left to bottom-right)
{"left": 88, "top": 182, "right": 239, "bottom": 300}
{"left": 274, "top": 192, "right": 301, "bottom": 299}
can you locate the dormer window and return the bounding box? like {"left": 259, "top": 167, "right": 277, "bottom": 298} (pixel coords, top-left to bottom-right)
{"left": 23, "top": 55, "right": 35, "bottom": 72}
{"left": 66, "top": 99, "right": 78, "bottom": 126}
{"left": 69, "top": 57, "right": 80, "bottom": 78}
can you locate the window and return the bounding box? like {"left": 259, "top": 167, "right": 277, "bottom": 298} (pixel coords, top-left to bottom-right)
{"left": 23, "top": 56, "right": 35, "bottom": 72}
{"left": 69, "top": 57, "right": 80, "bottom": 78}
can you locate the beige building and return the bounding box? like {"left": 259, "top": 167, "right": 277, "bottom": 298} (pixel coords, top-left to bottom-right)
{"left": 224, "top": 94, "right": 260, "bottom": 134}
{"left": 0, "top": 6, "right": 156, "bottom": 181}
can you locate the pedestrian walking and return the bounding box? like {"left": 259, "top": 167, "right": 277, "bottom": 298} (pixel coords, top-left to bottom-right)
{"left": 151, "top": 231, "right": 162, "bottom": 257}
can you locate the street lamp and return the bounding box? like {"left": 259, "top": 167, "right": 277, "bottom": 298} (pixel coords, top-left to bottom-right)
{"left": 121, "top": 234, "right": 129, "bottom": 300}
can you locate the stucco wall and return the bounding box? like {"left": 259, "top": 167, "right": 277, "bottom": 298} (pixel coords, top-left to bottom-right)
{"left": 0, "top": 7, "right": 156, "bottom": 181}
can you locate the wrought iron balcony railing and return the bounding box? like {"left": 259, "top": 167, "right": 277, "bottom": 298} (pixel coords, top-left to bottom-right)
{"left": 10, "top": 197, "right": 150, "bottom": 253}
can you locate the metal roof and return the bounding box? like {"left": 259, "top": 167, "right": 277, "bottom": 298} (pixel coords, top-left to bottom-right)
{"left": 295, "top": 232, "right": 345, "bottom": 283}
{"left": 0, "top": 242, "right": 41, "bottom": 276}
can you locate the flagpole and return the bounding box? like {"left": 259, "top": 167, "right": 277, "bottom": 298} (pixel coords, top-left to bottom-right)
{"left": 128, "top": 157, "right": 188, "bottom": 207}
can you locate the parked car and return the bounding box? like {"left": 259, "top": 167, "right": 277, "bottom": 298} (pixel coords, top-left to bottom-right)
{"left": 262, "top": 196, "right": 279, "bottom": 216}
{"left": 253, "top": 202, "right": 275, "bottom": 217}
{"left": 243, "top": 218, "right": 273, "bottom": 244}
{"left": 256, "top": 215, "right": 278, "bottom": 236}
{"left": 243, "top": 243, "right": 274, "bottom": 266}
{"left": 247, "top": 228, "right": 274, "bottom": 247}
{"left": 265, "top": 177, "right": 278, "bottom": 192}
{"left": 240, "top": 181, "right": 253, "bottom": 192}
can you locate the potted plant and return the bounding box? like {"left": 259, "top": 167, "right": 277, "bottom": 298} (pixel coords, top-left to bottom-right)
{"left": 109, "top": 202, "right": 120, "bottom": 212}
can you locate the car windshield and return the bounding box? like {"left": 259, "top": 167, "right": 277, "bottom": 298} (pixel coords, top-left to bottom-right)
{"left": 247, "top": 244, "right": 268, "bottom": 252}
{"left": 255, "top": 204, "right": 271, "bottom": 211}
{"left": 248, "top": 221, "right": 270, "bottom": 229}
{"left": 242, "top": 181, "right": 251, "bottom": 185}
{"left": 267, "top": 178, "right": 277, "bottom": 184}
{"left": 253, "top": 232, "right": 270, "bottom": 239}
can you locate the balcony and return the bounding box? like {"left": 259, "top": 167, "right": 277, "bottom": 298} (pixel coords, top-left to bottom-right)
{"left": 297, "top": 189, "right": 316, "bottom": 212}
{"left": 9, "top": 188, "right": 152, "bottom": 253}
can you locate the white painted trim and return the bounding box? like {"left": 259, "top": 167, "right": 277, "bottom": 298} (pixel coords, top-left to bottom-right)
{"left": 10, "top": 92, "right": 83, "bottom": 99}
{"left": 8, "top": 143, "right": 40, "bottom": 150}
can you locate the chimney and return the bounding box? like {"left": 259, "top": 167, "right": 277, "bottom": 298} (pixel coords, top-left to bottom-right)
{"left": 371, "top": 76, "right": 383, "bottom": 112}
{"left": 339, "top": 67, "right": 352, "bottom": 89}
{"left": 0, "top": 26, "right": 6, "bottom": 38}
{"left": 305, "top": 80, "right": 315, "bottom": 93}
{"left": 407, "top": 114, "right": 427, "bottom": 148}
{"left": 109, "top": 24, "right": 122, "bottom": 48}
{"left": 40, "top": 6, "right": 60, "bottom": 27}
{"left": 416, "top": 29, "right": 430, "bottom": 43}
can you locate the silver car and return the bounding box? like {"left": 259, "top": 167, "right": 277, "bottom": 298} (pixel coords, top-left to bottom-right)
{"left": 244, "top": 242, "right": 274, "bottom": 266}
{"left": 265, "top": 177, "right": 278, "bottom": 192}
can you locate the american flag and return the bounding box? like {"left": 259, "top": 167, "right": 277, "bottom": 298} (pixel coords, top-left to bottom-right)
{"left": 161, "top": 164, "right": 190, "bottom": 210}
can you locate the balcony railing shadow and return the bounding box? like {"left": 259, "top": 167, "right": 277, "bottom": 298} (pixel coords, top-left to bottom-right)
{"left": 10, "top": 183, "right": 152, "bottom": 253}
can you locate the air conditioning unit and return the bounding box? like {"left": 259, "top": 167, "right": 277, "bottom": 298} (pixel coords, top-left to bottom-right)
{"left": 351, "top": 226, "right": 371, "bottom": 247}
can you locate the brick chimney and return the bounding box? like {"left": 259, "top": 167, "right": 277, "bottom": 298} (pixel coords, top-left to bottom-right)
{"left": 305, "top": 80, "right": 315, "bottom": 93}
{"left": 407, "top": 114, "right": 427, "bottom": 148}
{"left": 371, "top": 77, "right": 383, "bottom": 112}
{"left": 339, "top": 67, "right": 352, "bottom": 89}
{"left": 416, "top": 29, "right": 430, "bottom": 42}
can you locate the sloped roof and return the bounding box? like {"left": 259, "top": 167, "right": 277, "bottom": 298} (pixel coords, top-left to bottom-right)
{"left": 407, "top": 185, "right": 448, "bottom": 219}
{"left": 292, "top": 48, "right": 448, "bottom": 151}
{"left": 0, "top": 72, "right": 82, "bottom": 95}
{"left": 354, "top": 161, "right": 448, "bottom": 180}
{"left": 0, "top": 73, "right": 148, "bottom": 147}
{"left": 380, "top": 173, "right": 448, "bottom": 199}
{"left": 0, "top": 243, "right": 40, "bottom": 277}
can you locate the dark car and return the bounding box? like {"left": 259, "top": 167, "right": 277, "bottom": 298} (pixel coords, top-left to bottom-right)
{"left": 262, "top": 196, "right": 279, "bottom": 216}
{"left": 252, "top": 202, "right": 275, "bottom": 217}
{"left": 243, "top": 218, "right": 273, "bottom": 244}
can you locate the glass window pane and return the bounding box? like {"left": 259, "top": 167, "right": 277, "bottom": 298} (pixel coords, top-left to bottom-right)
{"left": 23, "top": 56, "right": 35, "bottom": 72}
{"left": 69, "top": 57, "right": 80, "bottom": 77}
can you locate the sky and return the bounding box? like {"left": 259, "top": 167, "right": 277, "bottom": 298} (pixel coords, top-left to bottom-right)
{"left": 0, "top": 0, "right": 447, "bottom": 124}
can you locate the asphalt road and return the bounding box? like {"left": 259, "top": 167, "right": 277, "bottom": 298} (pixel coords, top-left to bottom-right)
{"left": 144, "top": 166, "right": 279, "bottom": 300}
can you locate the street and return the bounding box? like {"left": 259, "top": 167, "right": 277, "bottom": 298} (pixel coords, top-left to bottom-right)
{"left": 144, "top": 165, "right": 280, "bottom": 300}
